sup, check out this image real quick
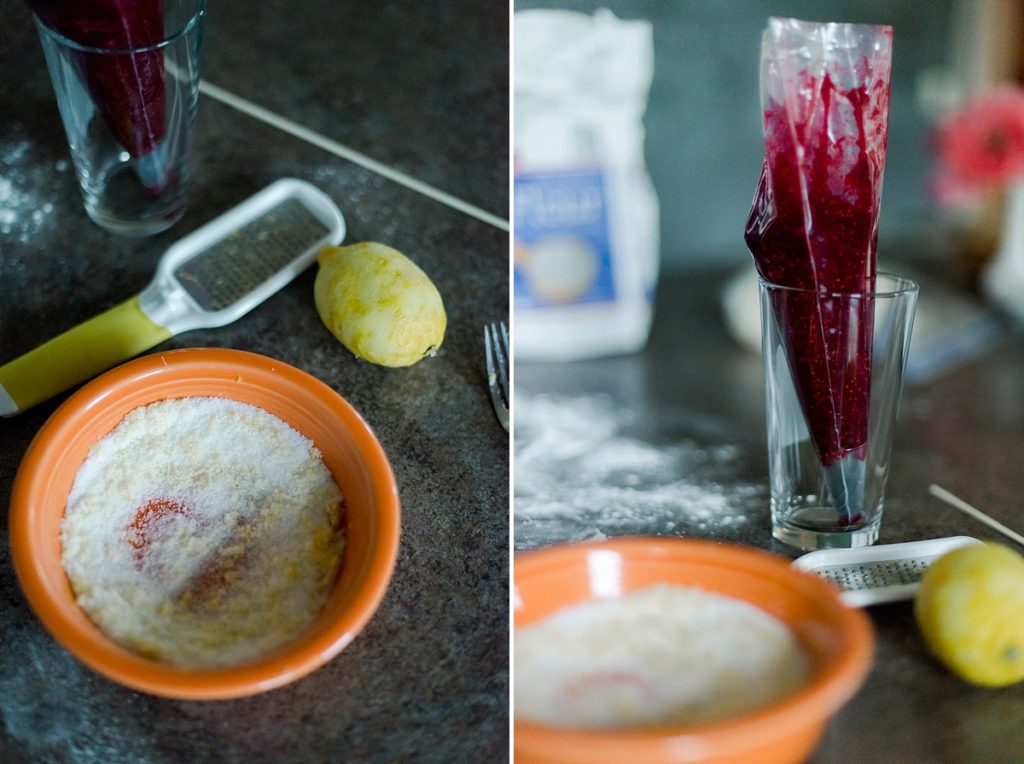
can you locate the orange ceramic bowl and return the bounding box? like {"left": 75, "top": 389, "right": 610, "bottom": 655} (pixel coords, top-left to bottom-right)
{"left": 9, "top": 348, "right": 400, "bottom": 700}
{"left": 514, "top": 538, "right": 874, "bottom": 764}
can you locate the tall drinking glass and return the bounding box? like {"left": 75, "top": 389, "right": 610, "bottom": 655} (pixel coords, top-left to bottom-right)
{"left": 760, "top": 273, "right": 919, "bottom": 550}
{"left": 31, "top": 0, "right": 206, "bottom": 236}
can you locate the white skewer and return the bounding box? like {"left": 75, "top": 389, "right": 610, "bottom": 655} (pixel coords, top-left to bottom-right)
{"left": 928, "top": 484, "right": 1024, "bottom": 547}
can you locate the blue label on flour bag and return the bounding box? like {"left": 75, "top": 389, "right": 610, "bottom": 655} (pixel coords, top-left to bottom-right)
{"left": 514, "top": 169, "right": 615, "bottom": 308}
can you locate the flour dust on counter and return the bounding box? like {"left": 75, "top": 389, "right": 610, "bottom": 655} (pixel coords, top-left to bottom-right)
{"left": 0, "top": 138, "right": 63, "bottom": 246}
{"left": 61, "top": 397, "right": 345, "bottom": 668}
{"left": 514, "top": 392, "right": 757, "bottom": 549}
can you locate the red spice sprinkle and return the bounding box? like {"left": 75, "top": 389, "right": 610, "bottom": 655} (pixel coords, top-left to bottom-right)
{"left": 126, "top": 497, "right": 190, "bottom": 564}
{"left": 562, "top": 669, "right": 653, "bottom": 700}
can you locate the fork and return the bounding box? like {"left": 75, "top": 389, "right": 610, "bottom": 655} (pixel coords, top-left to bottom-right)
{"left": 484, "top": 321, "right": 510, "bottom": 432}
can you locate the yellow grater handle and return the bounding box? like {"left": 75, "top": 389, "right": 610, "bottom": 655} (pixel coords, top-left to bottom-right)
{"left": 0, "top": 296, "right": 172, "bottom": 416}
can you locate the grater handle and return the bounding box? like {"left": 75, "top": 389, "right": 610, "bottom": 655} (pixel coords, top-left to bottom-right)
{"left": 0, "top": 296, "right": 172, "bottom": 416}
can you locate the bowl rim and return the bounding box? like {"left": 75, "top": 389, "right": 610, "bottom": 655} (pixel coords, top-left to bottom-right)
{"left": 9, "top": 347, "right": 401, "bottom": 700}
{"left": 513, "top": 536, "right": 874, "bottom": 759}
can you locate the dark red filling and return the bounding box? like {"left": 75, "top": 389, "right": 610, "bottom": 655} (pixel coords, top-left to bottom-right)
{"left": 28, "top": 0, "right": 167, "bottom": 158}
{"left": 745, "top": 73, "right": 890, "bottom": 468}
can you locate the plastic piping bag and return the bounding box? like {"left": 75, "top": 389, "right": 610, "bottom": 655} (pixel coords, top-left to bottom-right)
{"left": 745, "top": 18, "right": 892, "bottom": 523}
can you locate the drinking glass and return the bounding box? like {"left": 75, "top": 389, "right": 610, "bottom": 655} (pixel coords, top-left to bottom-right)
{"left": 33, "top": 0, "right": 206, "bottom": 236}
{"left": 760, "top": 273, "right": 919, "bottom": 549}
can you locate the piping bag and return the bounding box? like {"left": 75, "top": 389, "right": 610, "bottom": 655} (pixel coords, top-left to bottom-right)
{"left": 27, "top": 0, "right": 169, "bottom": 192}
{"left": 744, "top": 18, "right": 892, "bottom": 525}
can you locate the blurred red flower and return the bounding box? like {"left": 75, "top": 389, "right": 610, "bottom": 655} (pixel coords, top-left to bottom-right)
{"left": 934, "top": 86, "right": 1024, "bottom": 207}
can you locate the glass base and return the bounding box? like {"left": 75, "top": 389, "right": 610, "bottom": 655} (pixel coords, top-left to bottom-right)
{"left": 82, "top": 162, "right": 187, "bottom": 237}
{"left": 772, "top": 506, "right": 879, "bottom": 550}
{"left": 85, "top": 200, "right": 185, "bottom": 237}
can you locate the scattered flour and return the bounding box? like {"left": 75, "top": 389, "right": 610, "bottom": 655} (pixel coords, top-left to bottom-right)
{"left": 0, "top": 138, "right": 63, "bottom": 245}
{"left": 61, "top": 397, "right": 345, "bottom": 668}
{"left": 514, "top": 393, "right": 759, "bottom": 548}
{"left": 514, "top": 584, "right": 811, "bottom": 728}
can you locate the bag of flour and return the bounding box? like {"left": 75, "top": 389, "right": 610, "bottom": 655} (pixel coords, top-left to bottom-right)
{"left": 514, "top": 9, "right": 659, "bottom": 361}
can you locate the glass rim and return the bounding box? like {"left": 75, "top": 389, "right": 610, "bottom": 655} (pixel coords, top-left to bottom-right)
{"left": 757, "top": 271, "right": 919, "bottom": 298}
{"left": 33, "top": 0, "right": 206, "bottom": 55}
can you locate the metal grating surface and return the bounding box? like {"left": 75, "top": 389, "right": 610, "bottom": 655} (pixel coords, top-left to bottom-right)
{"left": 174, "top": 198, "right": 329, "bottom": 311}
{"left": 814, "top": 556, "right": 940, "bottom": 591}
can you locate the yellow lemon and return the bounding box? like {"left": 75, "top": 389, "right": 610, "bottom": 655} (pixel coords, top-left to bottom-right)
{"left": 914, "top": 543, "right": 1024, "bottom": 687}
{"left": 314, "top": 242, "right": 446, "bottom": 367}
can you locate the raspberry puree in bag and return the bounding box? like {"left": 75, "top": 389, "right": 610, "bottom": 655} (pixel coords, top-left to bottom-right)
{"left": 744, "top": 18, "right": 892, "bottom": 523}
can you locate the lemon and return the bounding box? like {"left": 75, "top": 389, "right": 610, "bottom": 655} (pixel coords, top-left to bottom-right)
{"left": 314, "top": 242, "right": 446, "bottom": 367}
{"left": 915, "top": 543, "right": 1024, "bottom": 687}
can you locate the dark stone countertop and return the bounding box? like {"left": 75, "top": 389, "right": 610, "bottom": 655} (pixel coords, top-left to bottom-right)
{"left": 515, "top": 262, "right": 1024, "bottom": 763}
{"left": 0, "top": 1, "right": 508, "bottom": 762}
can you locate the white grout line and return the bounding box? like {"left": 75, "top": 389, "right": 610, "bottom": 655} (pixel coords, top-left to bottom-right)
{"left": 198, "top": 79, "right": 510, "bottom": 233}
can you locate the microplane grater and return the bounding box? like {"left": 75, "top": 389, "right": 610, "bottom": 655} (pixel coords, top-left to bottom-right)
{"left": 139, "top": 178, "right": 344, "bottom": 329}
{"left": 0, "top": 178, "right": 345, "bottom": 416}
{"left": 173, "top": 197, "right": 329, "bottom": 311}
{"left": 792, "top": 536, "right": 982, "bottom": 607}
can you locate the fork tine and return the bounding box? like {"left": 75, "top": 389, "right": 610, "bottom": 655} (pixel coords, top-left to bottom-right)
{"left": 499, "top": 320, "right": 509, "bottom": 363}
{"left": 498, "top": 322, "right": 510, "bottom": 409}
{"left": 484, "top": 323, "right": 509, "bottom": 431}
{"left": 484, "top": 325, "right": 496, "bottom": 389}
{"left": 491, "top": 322, "right": 510, "bottom": 404}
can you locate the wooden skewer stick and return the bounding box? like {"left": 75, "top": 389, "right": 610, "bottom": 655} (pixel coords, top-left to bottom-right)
{"left": 928, "top": 484, "right": 1024, "bottom": 547}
